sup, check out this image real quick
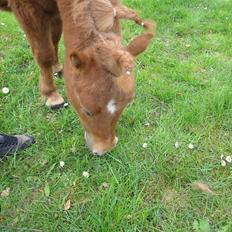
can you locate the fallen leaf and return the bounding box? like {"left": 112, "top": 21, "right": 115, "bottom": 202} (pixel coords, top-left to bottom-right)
{"left": 1, "top": 187, "right": 10, "bottom": 197}
{"left": 192, "top": 182, "right": 213, "bottom": 194}
{"left": 64, "top": 199, "right": 71, "bottom": 210}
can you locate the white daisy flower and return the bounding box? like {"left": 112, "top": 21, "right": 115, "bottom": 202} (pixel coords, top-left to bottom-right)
{"left": 221, "top": 160, "right": 226, "bottom": 167}
{"left": 59, "top": 161, "right": 65, "bottom": 168}
{"left": 175, "top": 141, "right": 180, "bottom": 148}
{"left": 188, "top": 143, "right": 194, "bottom": 149}
{"left": 226, "top": 156, "right": 232, "bottom": 163}
{"left": 142, "top": 143, "right": 148, "bottom": 148}
{"left": 185, "top": 44, "right": 191, "bottom": 48}
{"left": 1, "top": 22, "right": 5, "bottom": 26}
{"left": 2, "top": 87, "right": 9, "bottom": 94}
{"left": 101, "top": 182, "right": 109, "bottom": 189}
{"left": 145, "top": 122, "right": 150, "bottom": 126}
{"left": 82, "top": 171, "right": 90, "bottom": 178}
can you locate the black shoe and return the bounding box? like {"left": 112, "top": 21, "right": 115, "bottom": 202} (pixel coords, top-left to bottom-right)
{"left": 0, "top": 134, "right": 35, "bottom": 157}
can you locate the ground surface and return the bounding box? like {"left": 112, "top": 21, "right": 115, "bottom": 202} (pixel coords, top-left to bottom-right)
{"left": 0, "top": 0, "right": 232, "bottom": 231}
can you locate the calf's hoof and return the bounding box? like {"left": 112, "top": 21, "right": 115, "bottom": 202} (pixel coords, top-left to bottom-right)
{"left": 45, "top": 92, "right": 65, "bottom": 110}
{"left": 50, "top": 102, "right": 65, "bottom": 110}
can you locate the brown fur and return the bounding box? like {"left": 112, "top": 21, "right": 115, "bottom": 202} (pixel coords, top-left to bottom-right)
{"left": 1, "top": 0, "right": 155, "bottom": 155}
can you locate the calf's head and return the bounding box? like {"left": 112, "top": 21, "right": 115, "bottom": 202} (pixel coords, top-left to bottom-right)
{"left": 66, "top": 22, "right": 154, "bottom": 155}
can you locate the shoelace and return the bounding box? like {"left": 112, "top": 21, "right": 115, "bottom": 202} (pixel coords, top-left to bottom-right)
{"left": 0, "top": 135, "right": 18, "bottom": 148}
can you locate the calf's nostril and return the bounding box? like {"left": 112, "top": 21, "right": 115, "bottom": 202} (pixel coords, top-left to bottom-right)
{"left": 92, "top": 150, "right": 105, "bottom": 156}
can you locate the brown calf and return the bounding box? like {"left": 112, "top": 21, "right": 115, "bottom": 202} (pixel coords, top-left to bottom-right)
{"left": 1, "top": 0, "right": 154, "bottom": 155}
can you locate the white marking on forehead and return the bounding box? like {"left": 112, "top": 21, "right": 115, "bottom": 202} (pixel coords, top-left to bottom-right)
{"left": 107, "top": 99, "right": 117, "bottom": 114}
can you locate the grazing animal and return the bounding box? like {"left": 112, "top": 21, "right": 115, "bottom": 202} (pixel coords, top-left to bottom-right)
{"left": 0, "top": 0, "right": 154, "bottom": 155}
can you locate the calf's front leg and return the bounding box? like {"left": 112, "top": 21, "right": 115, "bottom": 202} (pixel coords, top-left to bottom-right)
{"left": 9, "top": 2, "right": 64, "bottom": 108}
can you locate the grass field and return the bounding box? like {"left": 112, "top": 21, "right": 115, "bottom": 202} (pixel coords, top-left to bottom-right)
{"left": 1, "top": 0, "right": 232, "bottom": 231}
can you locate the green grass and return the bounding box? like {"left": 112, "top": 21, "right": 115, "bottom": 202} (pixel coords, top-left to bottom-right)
{"left": 1, "top": 0, "right": 232, "bottom": 231}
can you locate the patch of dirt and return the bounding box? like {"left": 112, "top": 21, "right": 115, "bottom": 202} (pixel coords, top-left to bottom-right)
{"left": 143, "top": 176, "right": 189, "bottom": 211}
{"left": 161, "top": 188, "right": 187, "bottom": 211}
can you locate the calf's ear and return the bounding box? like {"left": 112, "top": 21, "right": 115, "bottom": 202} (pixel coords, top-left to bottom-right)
{"left": 126, "top": 33, "right": 153, "bottom": 57}
{"left": 126, "top": 21, "right": 155, "bottom": 57}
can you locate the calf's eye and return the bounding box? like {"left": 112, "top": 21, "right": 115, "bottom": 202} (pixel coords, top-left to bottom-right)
{"left": 82, "top": 108, "right": 93, "bottom": 117}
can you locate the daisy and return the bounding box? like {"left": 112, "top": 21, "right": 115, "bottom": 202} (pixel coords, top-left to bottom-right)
{"left": 2, "top": 87, "right": 9, "bottom": 94}
{"left": 59, "top": 161, "right": 65, "bottom": 168}
{"left": 142, "top": 143, "right": 148, "bottom": 148}
{"left": 82, "top": 171, "right": 90, "bottom": 178}
{"left": 188, "top": 143, "right": 194, "bottom": 149}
